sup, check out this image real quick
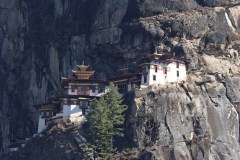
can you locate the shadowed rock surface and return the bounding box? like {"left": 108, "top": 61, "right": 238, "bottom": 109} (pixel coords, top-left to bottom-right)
{"left": 1, "top": 0, "right": 240, "bottom": 159}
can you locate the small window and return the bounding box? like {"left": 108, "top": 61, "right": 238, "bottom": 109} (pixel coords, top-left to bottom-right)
{"left": 153, "top": 75, "right": 156, "bottom": 81}
{"left": 82, "top": 109, "right": 86, "bottom": 115}
{"left": 155, "top": 66, "right": 157, "bottom": 73}
{"left": 71, "top": 86, "right": 75, "bottom": 92}
{"left": 176, "top": 62, "right": 179, "bottom": 68}
{"left": 144, "top": 76, "right": 147, "bottom": 83}
{"left": 118, "top": 83, "right": 127, "bottom": 93}
{"left": 177, "top": 71, "right": 179, "bottom": 77}
{"left": 164, "top": 68, "right": 167, "bottom": 74}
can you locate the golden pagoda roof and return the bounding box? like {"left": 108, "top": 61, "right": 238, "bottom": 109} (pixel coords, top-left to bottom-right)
{"left": 77, "top": 64, "right": 88, "bottom": 71}
{"left": 72, "top": 62, "right": 95, "bottom": 79}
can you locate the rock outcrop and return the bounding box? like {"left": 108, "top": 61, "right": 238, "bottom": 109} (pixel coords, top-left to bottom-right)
{"left": 1, "top": 0, "right": 240, "bottom": 159}
{"left": 127, "top": 75, "right": 240, "bottom": 159}
{"left": 1, "top": 121, "right": 87, "bottom": 160}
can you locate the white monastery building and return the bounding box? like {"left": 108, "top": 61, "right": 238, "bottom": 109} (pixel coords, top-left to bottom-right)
{"left": 60, "top": 64, "right": 108, "bottom": 120}
{"left": 34, "top": 63, "right": 108, "bottom": 133}
{"left": 34, "top": 53, "right": 187, "bottom": 133}
{"left": 139, "top": 54, "right": 186, "bottom": 87}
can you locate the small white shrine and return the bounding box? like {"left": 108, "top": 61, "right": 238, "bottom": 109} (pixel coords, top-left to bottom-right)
{"left": 33, "top": 103, "right": 56, "bottom": 133}
{"left": 139, "top": 54, "right": 186, "bottom": 87}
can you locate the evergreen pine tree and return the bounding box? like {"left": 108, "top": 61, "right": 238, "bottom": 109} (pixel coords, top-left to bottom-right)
{"left": 89, "top": 98, "right": 112, "bottom": 159}
{"left": 105, "top": 82, "right": 127, "bottom": 137}
{"left": 88, "top": 82, "right": 127, "bottom": 159}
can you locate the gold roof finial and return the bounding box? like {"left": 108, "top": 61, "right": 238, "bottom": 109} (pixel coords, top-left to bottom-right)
{"left": 72, "top": 62, "right": 95, "bottom": 79}
{"left": 78, "top": 61, "right": 88, "bottom": 72}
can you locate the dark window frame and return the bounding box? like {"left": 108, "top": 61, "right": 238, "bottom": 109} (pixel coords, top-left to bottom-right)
{"left": 153, "top": 75, "right": 156, "bottom": 81}
{"left": 144, "top": 76, "right": 147, "bottom": 83}
{"left": 164, "top": 68, "right": 167, "bottom": 74}
{"left": 155, "top": 65, "right": 157, "bottom": 73}
{"left": 71, "top": 85, "right": 75, "bottom": 92}
{"left": 176, "top": 62, "right": 179, "bottom": 68}
{"left": 82, "top": 109, "right": 86, "bottom": 115}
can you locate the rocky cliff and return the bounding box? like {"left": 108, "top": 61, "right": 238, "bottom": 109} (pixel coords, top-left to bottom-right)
{"left": 1, "top": 0, "right": 240, "bottom": 159}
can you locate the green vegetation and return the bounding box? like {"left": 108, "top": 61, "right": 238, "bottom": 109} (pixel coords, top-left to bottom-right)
{"left": 88, "top": 82, "right": 127, "bottom": 159}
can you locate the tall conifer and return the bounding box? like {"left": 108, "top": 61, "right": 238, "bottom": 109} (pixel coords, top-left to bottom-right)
{"left": 89, "top": 98, "right": 112, "bottom": 159}
{"left": 105, "top": 82, "right": 127, "bottom": 137}
{"left": 88, "top": 82, "right": 127, "bottom": 159}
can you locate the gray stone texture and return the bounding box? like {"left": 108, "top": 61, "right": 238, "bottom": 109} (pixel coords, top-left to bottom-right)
{"left": 1, "top": 0, "right": 240, "bottom": 159}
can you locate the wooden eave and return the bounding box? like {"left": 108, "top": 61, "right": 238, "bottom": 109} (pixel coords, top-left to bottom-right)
{"left": 61, "top": 77, "right": 108, "bottom": 85}
{"left": 109, "top": 73, "right": 142, "bottom": 81}
{"left": 72, "top": 70, "right": 95, "bottom": 75}
{"left": 58, "top": 94, "right": 100, "bottom": 99}
{"left": 138, "top": 54, "right": 186, "bottom": 65}
{"left": 33, "top": 102, "right": 52, "bottom": 109}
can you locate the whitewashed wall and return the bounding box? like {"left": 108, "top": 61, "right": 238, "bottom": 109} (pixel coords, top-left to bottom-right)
{"left": 70, "top": 105, "right": 82, "bottom": 117}
{"left": 63, "top": 104, "right": 71, "bottom": 117}
{"left": 63, "top": 104, "right": 82, "bottom": 118}
{"left": 141, "top": 60, "right": 186, "bottom": 86}
{"left": 37, "top": 116, "right": 46, "bottom": 133}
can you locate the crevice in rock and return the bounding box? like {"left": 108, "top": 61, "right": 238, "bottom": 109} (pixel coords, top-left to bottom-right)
{"left": 221, "top": 80, "right": 233, "bottom": 103}
{"left": 204, "top": 86, "right": 219, "bottom": 107}
{"left": 164, "top": 113, "right": 172, "bottom": 141}
{"left": 179, "top": 83, "right": 192, "bottom": 101}
{"left": 225, "top": 8, "right": 237, "bottom": 30}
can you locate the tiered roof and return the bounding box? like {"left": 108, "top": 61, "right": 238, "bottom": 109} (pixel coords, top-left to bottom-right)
{"left": 72, "top": 62, "right": 95, "bottom": 79}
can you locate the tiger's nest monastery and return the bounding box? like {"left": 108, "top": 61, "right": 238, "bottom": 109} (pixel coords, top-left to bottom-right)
{"left": 34, "top": 53, "right": 187, "bottom": 133}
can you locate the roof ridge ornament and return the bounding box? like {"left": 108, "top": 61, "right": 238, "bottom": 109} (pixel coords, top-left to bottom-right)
{"left": 73, "top": 62, "right": 94, "bottom": 79}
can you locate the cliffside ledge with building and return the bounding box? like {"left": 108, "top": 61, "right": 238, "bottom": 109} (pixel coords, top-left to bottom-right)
{"left": 1, "top": 0, "right": 240, "bottom": 159}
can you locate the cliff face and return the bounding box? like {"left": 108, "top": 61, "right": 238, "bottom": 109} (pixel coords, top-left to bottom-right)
{"left": 129, "top": 76, "right": 240, "bottom": 159}
{"left": 1, "top": 0, "right": 240, "bottom": 159}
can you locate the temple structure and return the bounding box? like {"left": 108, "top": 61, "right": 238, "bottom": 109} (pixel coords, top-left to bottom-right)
{"left": 110, "top": 53, "right": 187, "bottom": 92}
{"left": 60, "top": 64, "right": 108, "bottom": 119}
{"left": 139, "top": 54, "right": 186, "bottom": 87}
{"left": 34, "top": 63, "right": 108, "bottom": 133}
{"left": 33, "top": 102, "right": 59, "bottom": 133}
{"left": 34, "top": 54, "right": 187, "bottom": 133}
{"left": 109, "top": 65, "right": 142, "bottom": 94}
